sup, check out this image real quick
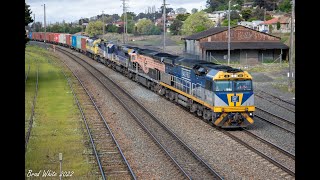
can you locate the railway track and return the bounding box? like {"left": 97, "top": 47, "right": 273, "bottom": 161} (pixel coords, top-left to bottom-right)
{"left": 255, "top": 108, "right": 295, "bottom": 134}
{"left": 221, "top": 129, "right": 295, "bottom": 178}
{"left": 255, "top": 90, "right": 295, "bottom": 113}
{"left": 56, "top": 46, "right": 223, "bottom": 180}
{"left": 242, "top": 129, "right": 295, "bottom": 159}
{"left": 57, "top": 53, "right": 136, "bottom": 179}
{"left": 25, "top": 63, "right": 30, "bottom": 85}
{"left": 25, "top": 65, "right": 39, "bottom": 153}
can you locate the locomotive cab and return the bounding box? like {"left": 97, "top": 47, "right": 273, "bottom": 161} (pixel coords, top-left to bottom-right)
{"left": 212, "top": 71, "right": 255, "bottom": 128}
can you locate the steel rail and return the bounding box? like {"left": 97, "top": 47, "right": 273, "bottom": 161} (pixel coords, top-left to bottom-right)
{"left": 220, "top": 129, "right": 295, "bottom": 177}
{"left": 58, "top": 50, "right": 137, "bottom": 180}
{"left": 57, "top": 46, "right": 222, "bottom": 180}
{"left": 25, "top": 65, "right": 39, "bottom": 153}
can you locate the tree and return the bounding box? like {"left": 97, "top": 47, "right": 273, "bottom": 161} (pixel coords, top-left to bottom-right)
{"left": 106, "top": 24, "right": 118, "bottom": 33}
{"left": 85, "top": 21, "right": 104, "bottom": 37}
{"left": 222, "top": 19, "right": 238, "bottom": 26}
{"left": 169, "top": 19, "right": 183, "bottom": 35}
{"left": 205, "top": 0, "right": 225, "bottom": 12}
{"left": 148, "top": 26, "right": 161, "bottom": 35}
{"left": 136, "top": 18, "right": 160, "bottom": 35}
{"left": 276, "top": 21, "right": 281, "bottom": 30}
{"left": 181, "top": 11, "right": 214, "bottom": 35}
{"left": 241, "top": 9, "right": 252, "bottom": 21}
{"left": 176, "top": 7, "right": 187, "bottom": 14}
{"left": 160, "top": 6, "right": 174, "bottom": 15}
{"left": 176, "top": 14, "right": 190, "bottom": 21}
{"left": 127, "top": 20, "right": 135, "bottom": 34}
{"left": 269, "top": 24, "right": 273, "bottom": 33}
{"left": 230, "top": 10, "right": 241, "bottom": 21}
{"left": 121, "top": 12, "right": 136, "bottom": 22}
{"left": 252, "top": 7, "right": 265, "bottom": 21}
{"left": 253, "top": 0, "right": 277, "bottom": 11}
{"left": 25, "top": 3, "right": 33, "bottom": 47}
{"left": 279, "top": 0, "right": 292, "bottom": 13}
{"left": 191, "top": 8, "right": 198, "bottom": 14}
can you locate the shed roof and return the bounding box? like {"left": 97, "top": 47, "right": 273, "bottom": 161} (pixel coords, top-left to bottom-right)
{"left": 200, "top": 41, "right": 289, "bottom": 50}
{"left": 182, "top": 26, "right": 229, "bottom": 40}
{"left": 182, "top": 25, "right": 280, "bottom": 40}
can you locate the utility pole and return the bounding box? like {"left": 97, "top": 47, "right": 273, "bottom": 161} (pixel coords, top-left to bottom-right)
{"left": 33, "top": 14, "right": 36, "bottom": 32}
{"left": 125, "top": 5, "right": 128, "bottom": 43}
{"left": 264, "top": 8, "right": 266, "bottom": 21}
{"left": 288, "top": 0, "right": 295, "bottom": 92}
{"left": 81, "top": 18, "right": 83, "bottom": 33}
{"left": 227, "top": 0, "right": 231, "bottom": 65}
{"left": 102, "top": 11, "right": 105, "bottom": 35}
{"left": 42, "top": 4, "right": 46, "bottom": 44}
{"left": 218, "top": 12, "right": 220, "bottom": 27}
{"left": 121, "top": 0, "right": 126, "bottom": 44}
{"left": 162, "top": 0, "right": 169, "bottom": 52}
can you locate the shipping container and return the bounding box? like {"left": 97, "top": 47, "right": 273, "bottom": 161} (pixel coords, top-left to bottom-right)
{"left": 45, "top": 33, "right": 49, "bottom": 42}
{"left": 76, "top": 35, "right": 82, "bottom": 49}
{"left": 66, "top": 34, "right": 71, "bottom": 46}
{"left": 53, "top": 33, "right": 60, "bottom": 43}
{"left": 39, "top": 32, "right": 44, "bottom": 41}
{"left": 34, "top": 32, "right": 38, "bottom": 40}
{"left": 49, "top": 33, "right": 54, "bottom": 43}
{"left": 81, "top": 37, "right": 87, "bottom": 52}
{"left": 31, "top": 32, "right": 35, "bottom": 40}
{"left": 35, "top": 32, "right": 40, "bottom": 41}
{"left": 59, "top": 33, "right": 64, "bottom": 44}
{"left": 71, "top": 35, "right": 77, "bottom": 48}
{"left": 28, "top": 32, "right": 32, "bottom": 39}
{"left": 59, "top": 33, "right": 69, "bottom": 45}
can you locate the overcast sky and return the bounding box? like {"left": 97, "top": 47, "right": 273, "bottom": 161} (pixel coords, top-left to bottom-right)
{"left": 26, "top": 0, "right": 207, "bottom": 24}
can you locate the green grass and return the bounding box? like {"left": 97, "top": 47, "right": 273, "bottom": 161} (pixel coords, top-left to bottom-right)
{"left": 25, "top": 52, "right": 38, "bottom": 136}
{"left": 272, "top": 82, "right": 295, "bottom": 93}
{"left": 25, "top": 45, "right": 97, "bottom": 179}
{"left": 246, "top": 63, "right": 289, "bottom": 73}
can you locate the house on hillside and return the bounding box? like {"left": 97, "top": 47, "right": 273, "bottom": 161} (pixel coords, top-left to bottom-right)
{"left": 207, "top": 11, "right": 227, "bottom": 25}
{"left": 182, "top": 25, "right": 289, "bottom": 64}
{"left": 258, "top": 17, "right": 278, "bottom": 33}
{"left": 113, "top": 21, "right": 124, "bottom": 27}
{"left": 277, "top": 15, "right": 294, "bottom": 33}
{"left": 242, "top": 2, "right": 254, "bottom": 9}
{"left": 258, "top": 15, "right": 294, "bottom": 34}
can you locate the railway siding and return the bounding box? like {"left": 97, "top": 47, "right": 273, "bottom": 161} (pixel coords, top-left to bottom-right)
{"left": 25, "top": 45, "right": 98, "bottom": 179}
{"left": 63, "top": 45, "right": 293, "bottom": 179}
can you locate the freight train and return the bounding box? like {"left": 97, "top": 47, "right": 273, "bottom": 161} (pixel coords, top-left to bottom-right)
{"left": 29, "top": 32, "right": 255, "bottom": 128}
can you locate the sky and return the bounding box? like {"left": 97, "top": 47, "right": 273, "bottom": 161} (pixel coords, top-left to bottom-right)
{"left": 26, "top": 0, "right": 207, "bottom": 24}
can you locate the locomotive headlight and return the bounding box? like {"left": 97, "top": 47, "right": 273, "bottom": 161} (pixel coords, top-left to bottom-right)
{"left": 249, "top": 113, "right": 253, "bottom": 116}
{"left": 231, "top": 74, "right": 237, "bottom": 77}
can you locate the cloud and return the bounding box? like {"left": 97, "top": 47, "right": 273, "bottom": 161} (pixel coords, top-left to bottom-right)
{"left": 27, "top": 0, "right": 207, "bottom": 23}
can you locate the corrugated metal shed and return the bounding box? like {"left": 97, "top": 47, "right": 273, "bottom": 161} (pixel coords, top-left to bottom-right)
{"left": 200, "top": 42, "right": 289, "bottom": 50}
{"left": 182, "top": 27, "right": 228, "bottom": 40}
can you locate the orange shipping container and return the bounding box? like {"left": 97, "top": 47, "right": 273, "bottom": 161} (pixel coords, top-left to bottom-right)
{"left": 66, "top": 34, "right": 71, "bottom": 46}
{"left": 81, "top": 37, "right": 87, "bottom": 52}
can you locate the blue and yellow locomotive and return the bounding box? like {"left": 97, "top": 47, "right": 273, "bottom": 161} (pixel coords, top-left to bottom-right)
{"left": 29, "top": 32, "right": 255, "bottom": 128}
{"left": 157, "top": 58, "right": 254, "bottom": 128}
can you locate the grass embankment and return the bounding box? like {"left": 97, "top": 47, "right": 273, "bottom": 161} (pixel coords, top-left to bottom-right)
{"left": 25, "top": 53, "right": 37, "bottom": 136}
{"left": 247, "top": 63, "right": 295, "bottom": 93}
{"left": 25, "top": 45, "right": 97, "bottom": 179}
